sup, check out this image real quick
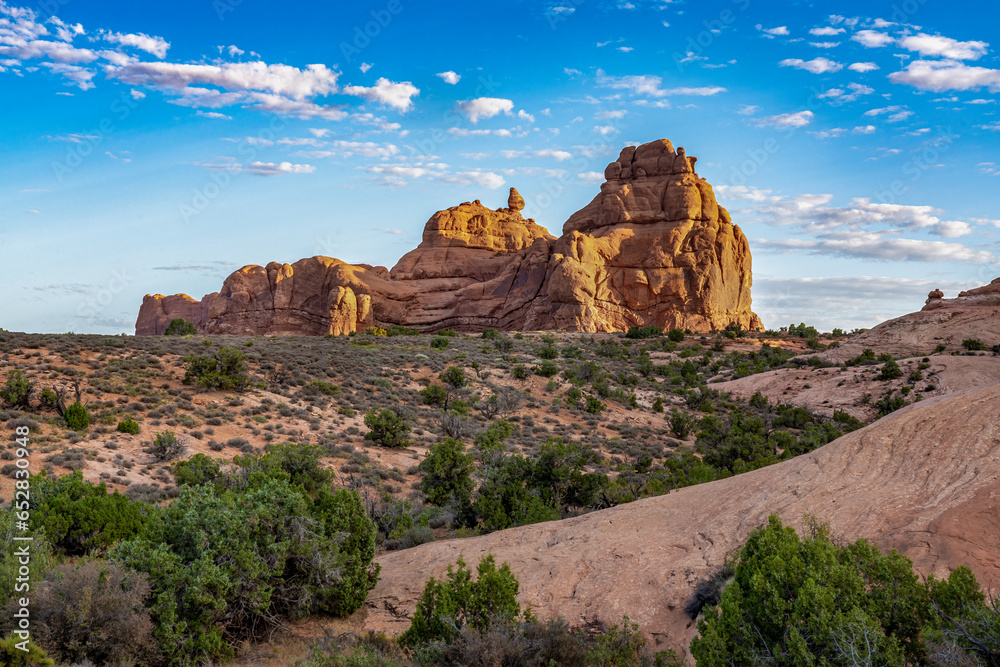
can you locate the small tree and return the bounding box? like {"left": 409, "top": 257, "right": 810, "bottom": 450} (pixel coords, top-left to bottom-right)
{"left": 0, "top": 370, "right": 33, "bottom": 409}
{"left": 164, "top": 318, "right": 197, "bottom": 336}
{"left": 364, "top": 408, "right": 411, "bottom": 448}
{"left": 400, "top": 555, "right": 524, "bottom": 648}
{"left": 962, "top": 338, "right": 986, "bottom": 351}
{"left": 878, "top": 358, "right": 903, "bottom": 381}
{"left": 183, "top": 346, "right": 251, "bottom": 391}
{"left": 439, "top": 366, "right": 467, "bottom": 409}
{"left": 420, "top": 437, "right": 475, "bottom": 508}
{"left": 148, "top": 431, "right": 186, "bottom": 462}
{"left": 63, "top": 401, "right": 90, "bottom": 431}
{"left": 116, "top": 418, "right": 140, "bottom": 435}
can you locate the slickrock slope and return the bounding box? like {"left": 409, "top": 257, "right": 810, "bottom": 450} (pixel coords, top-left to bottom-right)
{"left": 817, "top": 278, "right": 1000, "bottom": 363}
{"left": 359, "top": 386, "right": 1000, "bottom": 657}
{"left": 136, "top": 139, "right": 762, "bottom": 336}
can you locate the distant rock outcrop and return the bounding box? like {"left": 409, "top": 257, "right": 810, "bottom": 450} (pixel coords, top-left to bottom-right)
{"left": 136, "top": 139, "right": 763, "bottom": 336}
{"left": 816, "top": 277, "right": 1000, "bottom": 362}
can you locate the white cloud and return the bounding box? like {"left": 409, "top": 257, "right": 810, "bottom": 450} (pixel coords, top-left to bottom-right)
{"left": 753, "top": 110, "right": 814, "bottom": 128}
{"left": 593, "top": 125, "right": 618, "bottom": 136}
{"left": 810, "top": 42, "right": 840, "bottom": 49}
{"left": 359, "top": 62, "right": 373, "bottom": 73}
{"left": 810, "top": 27, "right": 845, "bottom": 36}
{"left": 578, "top": 171, "right": 605, "bottom": 183}
{"left": 864, "top": 105, "right": 913, "bottom": 122}
{"left": 931, "top": 220, "right": 972, "bottom": 238}
{"left": 0, "top": 39, "right": 96, "bottom": 63}
{"left": 757, "top": 233, "right": 994, "bottom": 264}
{"left": 440, "top": 171, "right": 505, "bottom": 189}
{"left": 979, "top": 122, "right": 1000, "bottom": 131}
{"left": 130, "top": 88, "right": 145, "bottom": 99}
{"left": 889, "top": 59, "right": 1000, "bottom": 92}
{"left": 595, "top": 70, "right": 726, "bottom": 97}
{"left": 297, "top": 141, "right": 399, "bottom": 158}
{"left": 40, "top": 62, "right": 95, "bottom": 89}
{"left": 596, "top": 109, "right": 628, "bottom": 120}
{"left": 436, "top": 70, "right": 461, "bottom": 85}
{"left": 779, "top": 57, "right": 843, "bottom": 74}
{"left": 852, "top": 30, "right": 894, "bottom": 48}
{"left": 517, "top": 109, "right": 535, "bottom": 123}
{"left": 197, "top": 110, "right": 230, "bottom": 119}
{"left": 101, "top": 31, "right": 170, "bottom": 58}
{"left": 342, "top": 77, "right": 419, "bottom": 112}
{"left": 456, "top": 97, "right": 514, "bottom": 123}
{"left": 810, "top": 128, "right": 847, "bottom": 139}
{"left": 848, "top": 62, "right": 879, "bottom": 72}
{"left": 618, "top": 46, "right": 634, "bottom": 53}
{"left": 898, "top": 33, "right": 989, "bottom": 61}
{"left": 533, "top": 148, "right": 572, "bottom": 161}
{"left": 108, "top": 61, "right": 340, "bottom": 99}
{"left": 736, "top": 104, "right": 759, "bottom": 115}
{"left": 853, "top": 125, "right": 877, "bottom": 133}
{"left": 757, "top": 25, "right": 789, "bottom": 36}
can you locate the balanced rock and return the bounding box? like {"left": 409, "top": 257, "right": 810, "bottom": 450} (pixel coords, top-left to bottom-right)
{"left": 507, "top": 187, "right": 525, "bottom": 212}
{"left": 136, "top": 139, "right": 763, "bottom": 336}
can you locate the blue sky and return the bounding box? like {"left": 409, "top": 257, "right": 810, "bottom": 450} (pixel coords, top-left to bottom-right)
{"left": 2, "top": 0, "right": 998, "bottom": 334}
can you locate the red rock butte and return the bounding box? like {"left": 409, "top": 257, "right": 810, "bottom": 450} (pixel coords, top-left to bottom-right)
{"left": 136, "top": 139, "right": 763, "bottom": 336}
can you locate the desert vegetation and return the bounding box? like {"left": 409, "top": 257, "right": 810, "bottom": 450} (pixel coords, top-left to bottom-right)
{"left": 0, "top": 326, "right": 996, "bottom": 665}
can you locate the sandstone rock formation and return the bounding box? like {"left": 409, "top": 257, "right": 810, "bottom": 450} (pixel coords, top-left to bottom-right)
{"left": 135, "top": 139, "right": 763, "bottom": 336}
{"left": 355, "top": 385, "right": 1000, "bottom": 657}
{"left": 816, "top": 277, "right": 1000, "bottom": 363}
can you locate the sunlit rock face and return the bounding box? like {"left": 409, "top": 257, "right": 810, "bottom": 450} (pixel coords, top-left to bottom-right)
{"left": 136, "top": 139, "right": 762, "bottom": 336}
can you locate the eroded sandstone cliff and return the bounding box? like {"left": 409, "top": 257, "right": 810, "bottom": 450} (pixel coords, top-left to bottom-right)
{"left": 135, "top": 139, "right": 762, "bottom": 335}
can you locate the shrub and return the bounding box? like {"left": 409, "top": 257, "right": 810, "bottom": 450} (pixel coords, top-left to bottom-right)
{"left": 0, "top": 508, "right": 55, "bottom": 606}
{"left": 172, "top": 453, "right": 221, "bottom": 486}
{"left": 512, "top": 364, "right": 528, "bottom": 381}
{"left": 148, "top": 430, "right": 186, "bottom": 462}
{"left": 481, "top": 328, "right": 500, "bottom": 340}
{"left": 419, "top": 383, "right": 448, "bottom": 407}
{"left": 878, "top": 358, "right": 903, "bottom": 380}
{"left": 113, "top": 480, "right": 379, "bottom": 665}
{"left": 27, "top": 560, "right": 158, "bottom": 666}
{"left": 0, "top": 370, "right": 33, "bottom": 409}
{"left": 365, "top": 326, "right": 388, "bottom": 337}
{"left": 0, "top": 634, "right": 52, "bottom": 666}
{"left": 668, "top": 409, "right": 694, "bottom": 439}
{"left": 400, "top": 555, "right": 524, "bottom": 648}
{"left": 63, "top": 401, "right": 89, "bottom": 430}
{"left": 420, "top": 437, "right": 475, "bottom": 508}
{"left": 668, "top": 328, "right": 686, "bottom": 342}
{"left": 364, "top": 408, "right": 411, "bottom": 448}
{"left": 243, "top": 442, "right": 333, "bottom": 493}
{"left": 994, "top": 344, "right": 1000, "bottom": 356}
{"left": 117, "top": 418, "right": 140, "bottom": 434}
{"left": 625, "top": 325, "right": 662, "bottom": 339}
{"left": 430, "top": 336, "right": 450, "bottom": 349}
{"left": 440, "top": 366, "right": 467, "bottom": 390}
{"left": 31, "top": 471, "right": 149, "bottom": 555}
{"left": 690, "top": 515, "right": 966, "bottom": 667}
{"left": 164, "top": 318, "right": 197, "bottom": 336}
{"left": 652, "top": 397, "right": 664, "bottom": 413}
{"left": 535, "top": 360, "right": 559, "bottom": 377}
{"left": 962, "top": 338, "right": 986, "bottom": 351}
{"left": 183, "top": 346, "right": 251, "bottom": 391}
{"left": 585, "top": 396, "right": 606, "bottom": 415}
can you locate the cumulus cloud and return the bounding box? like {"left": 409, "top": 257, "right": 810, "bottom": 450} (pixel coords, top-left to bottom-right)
{"left": 100, "top": 30, "right": 170, "bottom": 58}
{"left": 753, "top": 110, "right": 814, "bottom": 128}
{"left": 578, "top": 171, "right": 605, "bottom": 183}
{"left": 931, "top": 220, "right": 972, "bottom": 238}
{"left": 809, "top": 27, "right": 845, "bottom": 36}
{"left": 595, "top": 70, "right": 726, "bottom": 98}
{"left": 108, "top": 61, "right": 340, "bottom": 99}
{"left": 778, "top": 57, "right": 843, "bottom": 74}
{"left": 889, "top": 59, "right": 1000, "bottom": 92}
{"left": 848, "top": 62, "right": 879, "bottom": 72}
{"left": 341, "top": 77, "right": 419, "bottom": 112}
{"left": 852, "top": 30, "right": 894, "bottom": 48}
{"left": 898, "top": 33, "right": 989, "bottom": 60}
{"left": 436, "top": 70, "right": 460, "bottom": 84}
{"left": 365, "top": 162, "right": 505, "bottom": 189}
{"left": 864, "top": 105, "right": 913, "bottom": 122}
{"left": 456, "top": 97, "right": 514, "bottom": 123}
{"left": 533, "top": 148, "right": 572, "bottom": 161}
